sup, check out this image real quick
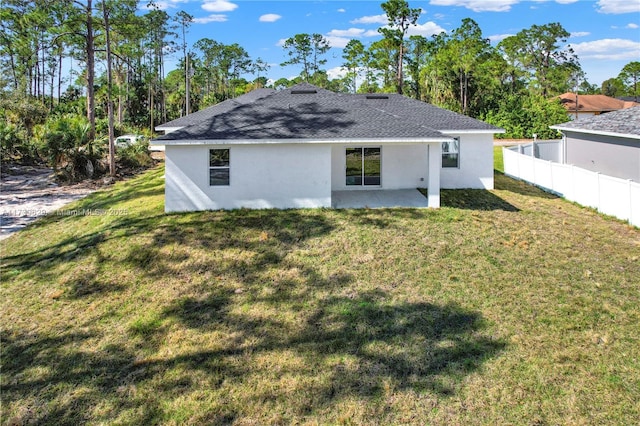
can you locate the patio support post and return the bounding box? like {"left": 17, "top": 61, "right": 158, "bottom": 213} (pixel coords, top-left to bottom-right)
{"left": 427, "top": 142, "right": 441, "bottom": 208}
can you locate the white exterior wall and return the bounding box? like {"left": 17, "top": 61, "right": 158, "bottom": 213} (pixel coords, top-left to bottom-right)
{"left": 331, "top": 144, "right": 429, "bottom": 190}
{"left": 440, "top": 133, "right": 494, "bottom": 189}
{"left": 165, "top": 144, "right": 331, "bottom": 212}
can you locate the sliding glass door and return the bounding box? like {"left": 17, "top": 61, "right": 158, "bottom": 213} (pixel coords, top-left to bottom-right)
{"left": 346, "top": 147, "right": 381, "bottom": 186}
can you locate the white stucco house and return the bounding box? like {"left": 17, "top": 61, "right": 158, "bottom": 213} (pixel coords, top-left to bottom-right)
{"left": 550, "top": 106, "right": 640, "bottom": 182}
{"left": 152, "top": 83, "right": 503, "bottom": 212}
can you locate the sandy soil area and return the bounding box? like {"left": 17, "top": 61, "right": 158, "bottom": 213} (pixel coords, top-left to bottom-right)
{"left": 0, "top": 165, "right": 98, "bottom": 240}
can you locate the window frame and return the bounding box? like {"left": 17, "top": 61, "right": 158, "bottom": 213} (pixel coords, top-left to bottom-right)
{"left": 209, "top": 148, "right": 230, "bottom": 186}
{"left": 345, "top": 146, "right": 382, "bottom": 187}
{"left": 442, "top": 137, "right": 460, "bottom": 169}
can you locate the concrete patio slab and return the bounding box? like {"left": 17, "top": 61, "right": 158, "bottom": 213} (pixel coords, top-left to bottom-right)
{"left": 331, "top": 189, "right": 430, "bottom": 209}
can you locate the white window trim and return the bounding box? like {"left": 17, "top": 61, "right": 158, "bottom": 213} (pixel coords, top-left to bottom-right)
{"left": 209, "top": 148, "right": 230, "bottom": 186}
{"left": 442, "top": 137, "right": 460, "bottom": 169}
{"left": 345, "top": 146, "right": 382, "bottom": 187}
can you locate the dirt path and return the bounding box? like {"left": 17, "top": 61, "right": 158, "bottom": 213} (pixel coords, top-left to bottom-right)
{"left": 0, "top": 165, "right": 98, "bottom": 240}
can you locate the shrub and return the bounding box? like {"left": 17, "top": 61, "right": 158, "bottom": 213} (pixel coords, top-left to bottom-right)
{"left": 0, "top": 97, "right": 48, "bottom": 163}
{"left": 0, "top": 122, "right": 34, "bottom": 163}
{"left": 37, "top": 115, "right": 104, "bottom": 181}
{"left": 117, "top": 139, "right": 154, "bottom": 170}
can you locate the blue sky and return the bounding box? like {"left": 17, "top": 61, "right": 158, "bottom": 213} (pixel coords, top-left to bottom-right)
{"left": 143, "top": 0, "right": 640, "bottom": 87}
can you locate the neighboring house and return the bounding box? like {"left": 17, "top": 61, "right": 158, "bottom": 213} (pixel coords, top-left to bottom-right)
{"left": 618, "top": 96, "right": 640, "bottom": 103}
{"left": 550, "top": 106, "right": 640, "bottom": 182}
{"left": 152, "top": 83, "right": 503, "bottom": 212}
{"left": 559, "top": 92, "right": 639, "bottom": 120}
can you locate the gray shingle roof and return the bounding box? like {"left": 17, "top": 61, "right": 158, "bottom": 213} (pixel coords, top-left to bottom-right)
{"left": 155, "top": 88, "right": 276, "bottom": 129}
{"left": 551, "top": 106, "right": 640, "bottom": 138}
{"left": 155, "top": 83, "right": 502, "bottom": 142}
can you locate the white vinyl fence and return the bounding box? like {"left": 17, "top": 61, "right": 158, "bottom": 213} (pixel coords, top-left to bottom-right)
{"left": 515, "top": 140, "right": 562, "bottom": 163}
{"left": 503, "top": 146, "right": 640, "bottom": 227}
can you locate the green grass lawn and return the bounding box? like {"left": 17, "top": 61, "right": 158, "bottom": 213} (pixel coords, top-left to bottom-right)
{"left": 494, "top": 146, "right": 504, "bottom": 173}
{"left": 2, "top": 155, "right": 639, "bottom": 425}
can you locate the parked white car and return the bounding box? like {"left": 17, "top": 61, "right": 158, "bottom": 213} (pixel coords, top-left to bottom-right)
{"left": 115, "top": 134, "right": 146, "bottom": 148}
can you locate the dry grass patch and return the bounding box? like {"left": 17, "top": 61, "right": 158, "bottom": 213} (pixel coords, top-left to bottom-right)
{"left": 1, "top": 164, "right": 639, "bottom": 425}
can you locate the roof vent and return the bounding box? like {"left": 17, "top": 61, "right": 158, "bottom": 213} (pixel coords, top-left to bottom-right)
{"left": 291, "top": 89, "right": 317, "bottom": 94}
{"left": 366, "top": 94, "right": 389, "bottom": 100}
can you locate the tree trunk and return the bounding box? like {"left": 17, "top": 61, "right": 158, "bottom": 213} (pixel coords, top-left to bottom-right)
{"left": 463, "top": 71, "right": 469, "bottom": 115}
{"left": 102, "top": 1, "right": 116, "bottom": 177}
{"left": 57, "top": 50, "right": 62, "bottom": 103}
{"left": 41, "top": 34, "right": 46, "bottom": 102}
{"left": 459, "top": 70, "right": 464, "bottom": 113}
{"left": 85, "top": 0, "right": 96, "bottom": 142}
{"left": 397, "top": 42, "right": 404, "bottom": 94}
{"left": 50, "top": 56, "right": 54, "bottom": 110}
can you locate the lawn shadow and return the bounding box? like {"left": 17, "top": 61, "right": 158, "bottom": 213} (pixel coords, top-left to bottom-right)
{"left": 0, "top": 329, "right": 164, "bottom": 425}
{"left": 441, "top": 188, "right": 519, "bottom": 212}
{"left": 1, "top": 208, "right": 337, "bottom": 300}
{"left": 157, "top": 285, "right": 506, "bottom": 417}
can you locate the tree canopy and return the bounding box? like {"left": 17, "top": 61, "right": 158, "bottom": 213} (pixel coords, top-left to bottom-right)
{"left": 1, "top": 0, "right": 636, "bottom": 173}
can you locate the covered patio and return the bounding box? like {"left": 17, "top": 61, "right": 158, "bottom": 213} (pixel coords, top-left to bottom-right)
{"left": 331, "top": 189, "right": 430, "bottom": 209}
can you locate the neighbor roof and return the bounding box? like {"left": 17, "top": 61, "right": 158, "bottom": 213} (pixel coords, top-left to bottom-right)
{"left": 550, "top": 105, "right": 640, "bottom": 139}
{"left": 558, "top": 93, "right": 639, "bottom": 113}
{"left": 154, "top": 83, "right": 502, "bottom": 144}
{"left": 155, "top": 88, "right": 276, "bottom": 130}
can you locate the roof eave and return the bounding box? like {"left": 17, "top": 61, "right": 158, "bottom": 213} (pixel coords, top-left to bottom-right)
{"left": 151, "top": 137, "right": 453, "bottom": 146}
{"left": 550, "top": 125, "right": 640, "bottom": 140}
{"left": 439, "top": 129, "right": 505, "bottom": 134}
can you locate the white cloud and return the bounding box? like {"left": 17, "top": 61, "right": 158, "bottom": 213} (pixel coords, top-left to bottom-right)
{"left": 327, "top": 28, "right": 364, "bottom": 37}
{"left": 429, "top": 0, "right": 518, "bottom": 12}
{"left": 429, "top": 0, "right": 581, "bottom": 12}
{"left": 193, "top": 14, "right": 227, "bottom": 24}
{"left": 570, "top": 31, "right": 591, "bottom": 38}
{"left": 337, "top": 8, "right": 346, "bottom": 13}
{"left": 627, "top": 23, "right": 639, "bottom": 29}
{"left": 406, "top": 21, "right": 446, "bottom": 37}
{"left": 597, "top": 0, "right": 640, "bottom": 14}
{"left": 276, "top": 39, "right": 286, "bottom": 47}
{"left": 326, "top": 66, "right": 348, "bottom": 80}
{"left": 259, "top": 13, "right": 281, "bottom": 22}
{"left": 325, "top": 36, "right": 351, "bottom": 49}
{"left": 324, "top": 28, "right": 380, "bottom": 47}
{"left": 350, "top": 14, "right": 388, "bottom": 25}
{"left": 488, "top": 33, "right": 515, "bottom": 42}
{"left": 202, "top": 0, "right": 238, "bottom": 13}
{"left": 326, "top": 28, "right": 372, "bottom": 37}
{"left": 572, "top": 38, "right": 640, "bottom": 60}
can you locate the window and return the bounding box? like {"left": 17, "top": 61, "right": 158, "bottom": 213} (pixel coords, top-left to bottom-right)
{"left": 209, "top": 149, "right": 230, "bottom": 186}
{"left": 346, "top": 147, "right": 381, "bottom": 186}
{"left": 442, "top": 138, "right": 459, "bottom": 168}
